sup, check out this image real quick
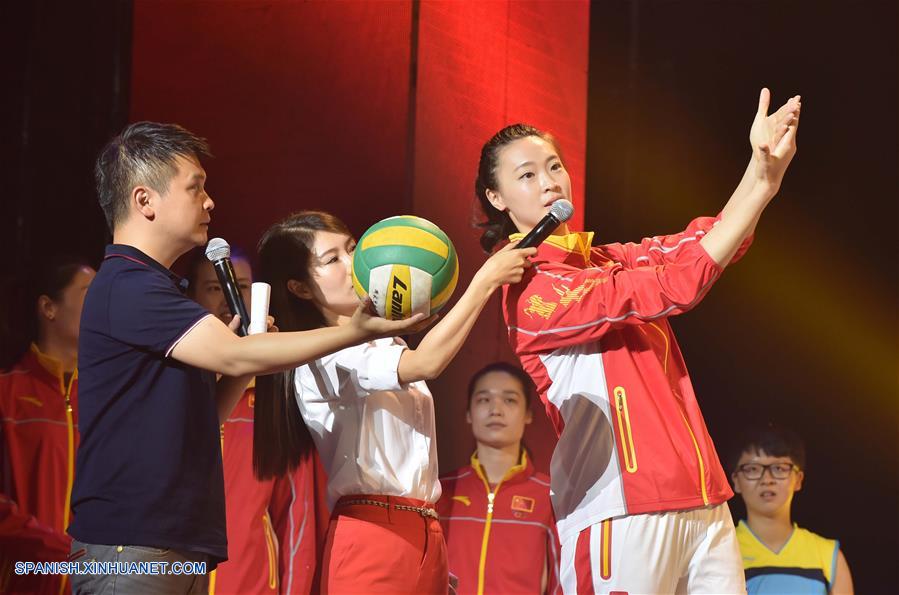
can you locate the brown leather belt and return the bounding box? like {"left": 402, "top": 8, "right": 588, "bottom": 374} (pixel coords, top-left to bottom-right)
{"left": 337, "top": 497, "right": 439, "bottom": 520}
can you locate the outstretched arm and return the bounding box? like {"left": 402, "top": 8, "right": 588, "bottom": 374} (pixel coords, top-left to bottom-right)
{"left": 700, "top": 88, "right": 800, "bottom": 266}
{"left": 170, "top": 299, "right": 431, "bottom": 378}
{"left": 397, "top": 243, "right": 536, "bottom": 384}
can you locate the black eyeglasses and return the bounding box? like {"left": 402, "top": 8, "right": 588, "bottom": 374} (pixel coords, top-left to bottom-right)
{"left": 736, "top": 463, "right": 798, "bottom": 480}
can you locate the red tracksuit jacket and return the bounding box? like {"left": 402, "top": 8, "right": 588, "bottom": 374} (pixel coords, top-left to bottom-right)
{"left": 437, "top": 452, "right": 561, "bottom": 595}
{"left": 0, "top": 345, "right": 77, "bottom": 594}
{"left": 212, "top": 386, "right": 330, "bottom": 594}
{"left": 502, "top": 217, "right": 751, "bottom": 544}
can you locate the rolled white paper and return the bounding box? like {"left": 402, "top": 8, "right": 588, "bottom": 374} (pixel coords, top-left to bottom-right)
{"left": 248, "top": 282, "right": 271, "bottom": 335}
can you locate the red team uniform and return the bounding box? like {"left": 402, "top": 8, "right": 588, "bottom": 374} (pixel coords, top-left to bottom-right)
{"left": 503, "top": 218, "right": 751, "bottom": 593}
{"left": 438, "top": 451, "right": 560, "bottom": 595}
{"left": 212, "top": 385, "right": 329, "bottom": 594}
{"left": 0, "top": 345, "right": 78, "bottom": 594}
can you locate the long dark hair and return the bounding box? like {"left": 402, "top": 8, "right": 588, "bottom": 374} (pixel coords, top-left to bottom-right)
{"left": 474, "top": 123, "right": 559, "bottom": 253}
{"left": 252, "top": 211, "right": 352, "bottom": 480}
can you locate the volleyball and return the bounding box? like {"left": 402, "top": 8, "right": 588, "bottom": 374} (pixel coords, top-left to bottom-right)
{"left": 352, "top": 216, "right": 459, "bottom": 320}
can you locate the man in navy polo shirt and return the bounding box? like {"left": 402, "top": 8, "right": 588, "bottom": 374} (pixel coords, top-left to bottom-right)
{"left": 68, "top": 122, "right": 426, "bottom": 593}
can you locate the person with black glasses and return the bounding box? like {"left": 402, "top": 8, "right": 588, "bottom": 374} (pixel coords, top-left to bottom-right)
{"left": 730, "top": 424, "right": 854, "bottom": 594}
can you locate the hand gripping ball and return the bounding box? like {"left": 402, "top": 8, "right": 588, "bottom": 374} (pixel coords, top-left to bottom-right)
{"left": 352, "top": 216, "right": 459, "bottom": 320}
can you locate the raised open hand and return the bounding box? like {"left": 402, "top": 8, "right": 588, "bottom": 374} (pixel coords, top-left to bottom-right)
{"left": 750, "top": 88, "right": 800, "bottom": 195}
{"left": 751, "top": 88, "right": 800, "bottom": 153}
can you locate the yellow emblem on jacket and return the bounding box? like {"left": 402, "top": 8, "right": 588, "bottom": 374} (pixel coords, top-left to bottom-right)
{"left": 523, "top": 295, "right": 558, "bottom": 319}
{"left": 553, "top": 278, "right": 602, "bottom": 306}
{"left": 511, "top": 495, "right": 535, "bottom": 513}
{"left": 452, "top": 495, "right": 471, "bottom": 506}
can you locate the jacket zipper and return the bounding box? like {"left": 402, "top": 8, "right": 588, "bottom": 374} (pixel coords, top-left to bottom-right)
{"left": 477, "top": 485, "right": 502, "bottom": 595}
{"left": 642, "top": 322, "right": 708, "bottom": 504}
{"left": 63, "top": 377, "right": 75, "bottom": 532}
{"left": 61, "top": 374, "right": 75, "bottom": 595}
{"left": 679, "top": 410, "right": 709, "bottom": 505}
{"left": 263, "top": 512, "right": 278, "bottom": 589}
{"left": 473, "top": 456, "right": 526, "bottom": 595}
{"left": 208, "top": 425, "right": 227, "bottom": 594}
{"left": 613, "top": 387, "right": 638, "bottom": 473}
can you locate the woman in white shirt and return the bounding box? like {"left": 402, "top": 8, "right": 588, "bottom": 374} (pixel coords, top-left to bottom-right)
{"left": 253, "top": 211, "right": 534, "bottom": 593}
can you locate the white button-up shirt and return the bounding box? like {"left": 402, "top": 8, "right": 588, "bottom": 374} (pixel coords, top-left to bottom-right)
{"left": 294, "top": 337, "right": 441, "bottom": 508}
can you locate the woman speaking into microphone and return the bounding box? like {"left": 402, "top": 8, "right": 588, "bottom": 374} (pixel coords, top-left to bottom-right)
{"left": 473, "top": 88, "right": 800, "bottom": 594}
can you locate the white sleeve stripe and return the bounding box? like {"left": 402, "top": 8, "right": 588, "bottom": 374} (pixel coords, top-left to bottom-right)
{"left": 440, "top": 470, "right": 473, "bottom": 481}
{"left": 508, "top": 274, "right": 719, "bottom": 337}
{"left": 2, "top": 417, "right": 70, "bottom": 427}
{"left": 164, "top": 313, "right": 214, "bottom": 358}
{"left": 0, "top": 370, "right": 30, "bottom": 377}
{"left": 284, "top": 478, "right": 303, "bottom": 594}
{"left": 534, "top": 266, "right": 575, "bottom": 282}
{"left": 648, "top": 235, "right": 699, "bottom": 253}
{"left": 548, "top": 527, "right": 561, "bottom": 592}
{"left": 442, "top": 515, "right": 556, "bottom": 532}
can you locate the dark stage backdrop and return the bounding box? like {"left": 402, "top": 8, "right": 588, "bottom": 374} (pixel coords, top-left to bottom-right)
{"left": 1, "top": 1, "right": 132, "bottom": 366}
{"left": 128, "top": 0, "right": 589, "bottom": 475}
{"left": 587, "top": 1, "right": 898, "bottom": 591}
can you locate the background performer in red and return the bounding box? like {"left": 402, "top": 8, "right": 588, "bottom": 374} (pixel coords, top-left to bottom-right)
{"left": 438, "top": 362, "right": 560, "bottom": 594}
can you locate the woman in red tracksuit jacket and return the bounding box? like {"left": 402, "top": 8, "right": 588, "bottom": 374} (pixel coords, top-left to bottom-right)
{"left": 213, "top": 385, "right": 329, "bottom": 595}
{"left": 438, "top": 362, "right": 560, "bottom": 595}
{"left": 187, "top": 251, "right": 330, "bottom": 594}
{"left": 0, "top": 257, "right": 95, "bottom": 595}
{"left": 472, "top": 89, "right": 801, "bottom": 594}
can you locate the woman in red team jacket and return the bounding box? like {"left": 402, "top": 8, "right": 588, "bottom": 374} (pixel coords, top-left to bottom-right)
{"left": 473, "top": 89, "right": 800, "bottom": 594}
{"left": 438, "top": 362, "right": 560, "bottom": 595}
{"left": 0, "top": 257, "right": 95, "bottom": 595}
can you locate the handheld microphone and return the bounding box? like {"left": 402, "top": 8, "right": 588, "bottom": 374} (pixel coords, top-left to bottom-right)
{"left": 516, "top": 199, "right": 575, "bottom": 249}
{"left": 204, "top": 238, "right": 250, "bottom": 337}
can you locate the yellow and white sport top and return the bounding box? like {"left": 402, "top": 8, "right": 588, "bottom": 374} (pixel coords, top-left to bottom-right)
{"left": 737, "top": 520, "right": 839, "bottom": 594}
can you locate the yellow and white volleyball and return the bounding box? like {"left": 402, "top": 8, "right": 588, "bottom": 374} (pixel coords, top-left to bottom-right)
{"left": 352, "top": 216, "right": 459, "bottom": 320}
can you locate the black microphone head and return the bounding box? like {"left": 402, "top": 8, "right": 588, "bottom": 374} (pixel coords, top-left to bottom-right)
{"left": 550, "top": 199, "right": 574, "bottom": 223}
{"left": 205, "top": 238, "right": 231, "bottom": 262}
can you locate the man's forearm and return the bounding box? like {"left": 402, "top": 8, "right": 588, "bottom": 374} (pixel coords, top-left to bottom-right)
{"left": 221, "top": 325, "right": 366, "bottom": 377}
{"left": 172, "top": 320, "right": 369, "bottom": 379}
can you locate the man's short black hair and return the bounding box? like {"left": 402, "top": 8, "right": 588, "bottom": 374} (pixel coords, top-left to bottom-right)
{"left": 730, "top": 423, "right": 807, "bottom": 472}
{"left": 467, "top": 361, "right": 534, "bottom": 410}
{"left": 95, "top": 121, "right": 211, "bottom": 232}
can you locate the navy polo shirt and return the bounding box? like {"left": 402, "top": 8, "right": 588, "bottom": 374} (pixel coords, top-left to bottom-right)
{"left": 69, "top": 244, "right": 226, "bottom": 564}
